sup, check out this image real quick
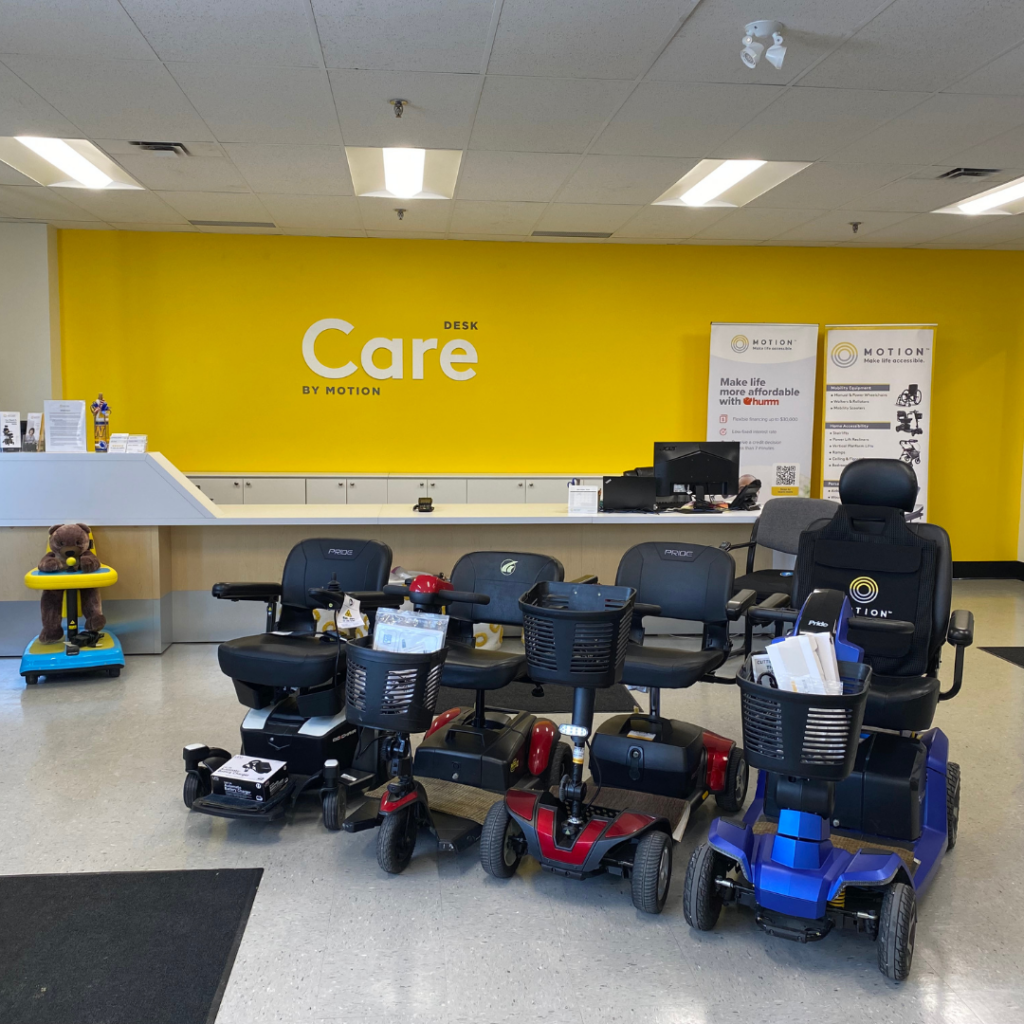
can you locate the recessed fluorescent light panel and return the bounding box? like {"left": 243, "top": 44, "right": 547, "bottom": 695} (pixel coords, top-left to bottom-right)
{"left": 652, "top": 159, "right": 809, "bottom": 208}
{"left": 934, "top": 173, "right": 1024, "bottom": 215}
{"left": 345, "top": 147, "right": 461, "bottom": 200}
{"left": 0, "top": 137, "right": 142, "bottom": 189}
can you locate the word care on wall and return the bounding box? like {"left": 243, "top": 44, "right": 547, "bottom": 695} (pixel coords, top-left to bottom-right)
{"left": 706, "top": 323, "right": 819, "bottom": 498}
{"left": 823, "top": 325, "right": 935, "bottom": 520}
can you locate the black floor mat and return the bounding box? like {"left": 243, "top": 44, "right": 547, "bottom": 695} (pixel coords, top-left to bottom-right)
{"left": 0, "top": 868, "right": 262, "bottom": 1024}
{"left": 436, "top": 680, "right": 638, "bottom": 714}
{"left": 981, "top": 647, "right": 1024, "bottom": 669}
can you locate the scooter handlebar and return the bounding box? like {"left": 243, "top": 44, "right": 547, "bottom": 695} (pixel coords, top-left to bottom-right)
{"left": 382, "top": 584, "right": 490, "bottom": 607}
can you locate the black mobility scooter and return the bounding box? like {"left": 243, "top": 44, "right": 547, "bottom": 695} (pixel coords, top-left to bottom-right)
{"left": 182, "top": 538, "right": 399, "bottom": 826}
{"left": 342, "top": 551, "right": 574, "bottom": 873}
{"left": 481, "top": 542, "right": 755, "bottom": 913}
{"left": 686, "top": 460, "right": 974, "bottom": 980}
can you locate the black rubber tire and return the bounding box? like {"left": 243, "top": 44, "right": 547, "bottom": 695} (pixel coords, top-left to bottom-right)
{"left": 377, "top": 806, "right": 418, "bottom": 875}
{"left": 183, "top": 771, "right": 206, "bottom": 809}
{"left": 715, "top": 746, "right": 749, "bottom": 813}
{"left": 877, "top": 882, "right": 917, "bottom": 982}
{"left": 946, "top": 761, "right": 961, "bottom": 851}
{"left": 322, "top": 789, "right": 346, "bottom": 831}
{"left": 683, "top": 842, "right": 727, "bottom": 930}
{"left": 541, "top": 742, "right": 572, "bottom": 794}
{"left": 23, "top": 674, "right": 39, "bottom": 685}
{"left": 480, "top": 800, "right": 523, "bottom": 879}
{"left": 631, "top": 830, "right": 672, "bottom": 914}
{"left": 107, "top": 667, "right": 121, "bottom": 678}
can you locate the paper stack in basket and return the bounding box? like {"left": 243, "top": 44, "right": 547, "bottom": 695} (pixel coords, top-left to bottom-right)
{"left": 765, "top": 633, "right": 842, "bottom": 696}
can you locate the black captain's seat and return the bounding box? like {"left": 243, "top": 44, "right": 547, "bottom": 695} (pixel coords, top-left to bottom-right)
{"left": 212, "top": 538, "right": 396, "bottom": 715}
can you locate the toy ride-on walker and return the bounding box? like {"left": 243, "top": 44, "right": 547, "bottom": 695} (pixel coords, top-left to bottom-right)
{"left": 182, "top": 538, "right": 401, "bottom": 827}
{"left": 684, "top": 459, "right": 974, "bottom": 981}
{"left": 21, "top": 526, "right": 124, "bottom": 684}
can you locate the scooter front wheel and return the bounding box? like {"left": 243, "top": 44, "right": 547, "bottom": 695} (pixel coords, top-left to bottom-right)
{"left": 632, "top": 830, "right": 672, "bottom": 914}
{"left": 684, "top": 842, "right": 727, "bottom": 930}
{"left": 877, "top": 882, "right": 917, "bottom": 982}
{"left": 322, "top": 788, "right": 346, "bottom": 831}
{"left": 480, "top": 801, "right": 523, "bottom": 879}
{"left": 377, "top": 806, "right": 418, "bottom": 874}
{"left": 183, "top": 771, "right": 207, "bottom": 809}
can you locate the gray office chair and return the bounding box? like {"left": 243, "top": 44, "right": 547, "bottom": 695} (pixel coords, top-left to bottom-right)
{"left": 724, "top": 496, "right": 839, "bottom": 655}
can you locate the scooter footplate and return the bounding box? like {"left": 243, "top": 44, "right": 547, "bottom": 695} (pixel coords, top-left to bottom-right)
{"left": 430, "top": 811, "right": 482, "bottom": 852}
{"left": 191, "top": 782, "right": 295, "bottom": 820}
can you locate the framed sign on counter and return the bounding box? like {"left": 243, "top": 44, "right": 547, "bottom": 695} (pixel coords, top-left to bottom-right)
{"left": 822, "top": 325, "right": 934, "bottom": 520}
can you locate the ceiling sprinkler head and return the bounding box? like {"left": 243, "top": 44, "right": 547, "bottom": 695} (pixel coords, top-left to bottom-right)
{"left": 389, "top": 99, "right": 408, "bottom": 118}
{"left": 850, "top": 221, "right": 862, "bottom": 234}
{"left": 395, "top": 208, "right": 407, "bottom": 221}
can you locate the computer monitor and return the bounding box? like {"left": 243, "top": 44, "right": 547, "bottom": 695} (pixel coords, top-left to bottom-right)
{"left": 653, "top": 442, "right": 740, "bottom": 509}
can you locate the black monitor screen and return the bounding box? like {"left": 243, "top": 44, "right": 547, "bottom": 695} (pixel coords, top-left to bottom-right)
{"left": 653, "top": 442, "right": 740, "bottom": 500}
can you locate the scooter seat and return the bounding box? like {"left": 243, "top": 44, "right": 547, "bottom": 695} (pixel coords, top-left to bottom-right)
{"left": 441, "top": 645, "right": 527, "bottom": 690}
{"left": 863, "top": 672, "right": 940, "bottom": 731}
{"left": 621, "top": 643, "right": 726, "bottom": 689}
{"left": 218, "top": 632, "right": 340, "bottom": 690}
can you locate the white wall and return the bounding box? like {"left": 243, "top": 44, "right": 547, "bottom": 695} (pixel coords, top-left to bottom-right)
{"left": 0, "top": 222, "right": 61, "bottom": 415}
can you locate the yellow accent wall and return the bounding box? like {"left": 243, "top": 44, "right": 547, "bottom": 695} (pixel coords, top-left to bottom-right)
{"left": 59, "top": 230, "right": 1024, "bottom": 560}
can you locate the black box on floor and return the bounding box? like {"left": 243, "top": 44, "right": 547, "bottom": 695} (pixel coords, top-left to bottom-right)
{"left": 211, "top": 755, "right": 289, "bottom": 802}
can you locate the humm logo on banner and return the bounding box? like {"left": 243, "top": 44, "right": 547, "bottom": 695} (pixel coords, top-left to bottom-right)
{"left": 301, "top": 318, "right": 479, "bottom": 383}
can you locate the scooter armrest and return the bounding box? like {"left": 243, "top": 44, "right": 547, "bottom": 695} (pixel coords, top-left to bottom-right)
{"left": 748, "top": 595, "right": 796, "bottom": 624}
{"left": 726, "top": 589, "right": 757, "bottom": 620}
{"left": 212, "top": 582, "right": 282, "bottom": 602}
{"left": 947, "top": 609, "right": 974, "bottom": 647}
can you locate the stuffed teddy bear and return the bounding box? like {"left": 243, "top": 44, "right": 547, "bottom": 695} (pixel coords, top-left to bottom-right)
{"left": 38, "top": 523, "right": 106, "bottom": 643}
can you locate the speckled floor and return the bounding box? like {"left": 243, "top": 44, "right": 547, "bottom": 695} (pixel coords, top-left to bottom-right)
{"left": 1, "top": 579, "right": 1021, "bottom": 1024}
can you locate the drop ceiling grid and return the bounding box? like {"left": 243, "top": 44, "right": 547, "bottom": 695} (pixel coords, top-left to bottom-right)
{"left": 0, "top": 1, "right": 1023, "bottom": 245}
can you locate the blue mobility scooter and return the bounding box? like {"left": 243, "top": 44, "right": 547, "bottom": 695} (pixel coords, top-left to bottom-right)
{"left": 684, "top": 459, "right": 974, "bottom": 980}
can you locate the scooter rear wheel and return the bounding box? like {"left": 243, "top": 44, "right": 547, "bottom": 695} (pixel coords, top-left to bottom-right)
{"left": 715, "top": 747, "right": 748, "bottom": 813}
{"left": 377, "top": 806, "right": 418, "bottom": 874}
{"left": 631, "top": 830, "right": 672, "bottom": 914}
{"left": 480, "top": 800, "right": 523, "bottom": 879}
{"left": 183, "top": 771, "right": 207, "bottom": 809}
{"left": 541, "top": 742, "right": 572, "bottom": 794}
{"left": 946, "top": 761, "right": 961, "bottom": 851}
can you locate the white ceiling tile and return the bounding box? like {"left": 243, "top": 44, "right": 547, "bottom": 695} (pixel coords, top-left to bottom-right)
{"left": 826, "top": 94, "right": 1024, "bottom": 165}
{"left": 329, "top": 70, "right": 479, "bottom": 148}
{"left": 534, "top": 203, "right": 643, "bottom": 233}
{"left": 455, "top": 151, "right": 579, "bottom": 202}
{"left": 846, "top": 174, "right": 1023, "bottom": 213}
{"left": 168, "top": 64, "right": 341, "bottom": 145}
{"left": 470, "top": 76, "right": 632, "bottom": 153}
{"left": 358, "top": 196, "right": 451, "bottom": 232}
{"left": 592, "top": 82, "right": 783, "bottom": 157}
{"left": 919, "top": 215, "right": 1024, "bottom": 246}
{"left": 0, "top": 60, "right": 81, "bottom": 137}
{"left": 447, "top": 233, "right": 528, "bottom": 242}
{"left": 121, "top": 0, "right": 321, "bottom": 66}
{"left": 611, "top": 204, "right": 731, "bottom": 239}
{"left": 365, "top": 229, "right": 447, "bottom": 239}
{"left": 93, "top": 143, "right": 251, "bottom": 192}
{"left": 694, "top": 207, "right": 822, "bottom": 240}
{"left": 312, "top": 0, "right": 495, "bottom": 73}
{"left": 47, "top": 220, "right": 112, "bottom": 229}
{"left": 775, "top": 209, "right": 915, "bottom": 243}
{"left": 713, "top": 89, "right": 929, "bottom": 162}
{"left": 223, "top": 144, "right": 353, "bottom": 195}
{"left": 948, "top": 42, "right": 1024, "bottom": 95}
{"left": 648, "top": 0, "right": 885, "bottom": 85}
{"left": 56, "top": 188, "right": 188, "bottom": 224}
{"left": 556, "top": 155, "right": 695, "bottom": 205}
{"left": 0, "top": 1, "right": 154, "bottom": 60}
{"left": 745, "top": 162, "right": 923, "bottom": 209}
{"left": 0, "top": 184, "right": 103, "bottom": 220}
{"left": 605, "top": 236, "right": 679, "bottom": 245}
{"left": 985, "top": 237, "right": 1024, "bottom": 249}
{"left": 155, "top": 191, "right": 272, "bottom": 223}
{"left": 194, "top": 223, "right": 281, "bottom": 233}
{"left": 284, "top": 228, "right": 366, "bottom": 237}
{"left": 941, "top": 127, "right": 1024, "bottom": 169}
{"left": 449, "top": 200, "right": 543, "bottom": 234}
{"left": 680, "top": 237, "right": 766, "bottom": 246}
{"left": 801, "top": 0, "right": 1024, "bottom": 92}
{"left": 257, "top": 193, "right": 362, "bottom": 231}
{"left": 2, "top": 55, "right": 214, "bottom": 140}
{"left": 488, "top": 0, "right": 694, "bottom": 79}
{"left": 0, "top": 158, "right": 36, "bottom": 186}
{"left": 830, "top": 213, "right": 967, "bottom": 245}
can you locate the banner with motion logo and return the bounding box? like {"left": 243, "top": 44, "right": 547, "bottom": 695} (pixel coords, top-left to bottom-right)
{"left": 706, "top": 323, "right": 819, "bottom": 498}
{"left": 822, "top": 325, "right": 935, "bottom": 520}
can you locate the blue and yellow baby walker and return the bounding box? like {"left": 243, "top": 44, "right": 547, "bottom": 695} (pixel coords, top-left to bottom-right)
{"left": 20, "top": 528, "right": 124, "bottom": 684}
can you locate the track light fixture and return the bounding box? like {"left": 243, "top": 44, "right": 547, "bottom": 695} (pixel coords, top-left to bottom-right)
{"left": 741, "top": 21, "right": 785, "bottom": 70}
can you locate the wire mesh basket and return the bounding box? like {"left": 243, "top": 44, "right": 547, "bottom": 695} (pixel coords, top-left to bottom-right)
{"left": 736, "top": 658, "right": 871, "bottom": 780}
{"left": 519, "top": 581, "right": 635, "bottom": 689}
{"left": 344, "top": 636, "right": 447, "bottom": 733}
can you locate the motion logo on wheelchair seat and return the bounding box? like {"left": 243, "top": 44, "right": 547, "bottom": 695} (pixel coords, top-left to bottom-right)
{"left": 500, "top": 559, "right": 518, "bottom": 575}
{"left": 830, "top": 341, "right": 859, "bottom": 368}
{"left": 849, "top": 576, "right": 879, "bottom": 603}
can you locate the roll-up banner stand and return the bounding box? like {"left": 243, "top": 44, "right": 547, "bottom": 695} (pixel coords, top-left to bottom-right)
{"left": 822, "top": 325, "right": 935, "bottom": 520}
{"left": 707, "top": 323, "right": 819, "bottom": 498}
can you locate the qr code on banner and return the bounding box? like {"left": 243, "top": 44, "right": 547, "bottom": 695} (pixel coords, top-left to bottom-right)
{"left": 774, "top": 463, "right": 798, "bottom": 487}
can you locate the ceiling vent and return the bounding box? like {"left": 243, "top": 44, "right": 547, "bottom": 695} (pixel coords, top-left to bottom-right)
{"left": 936, "top": 167, "right": 999, "bottom": 179}
{"left": 532, "top": 230, "right": 612, "bottom": 238}
{"left": 188, "top": 220, "right": 276, "bottom": 228}
{"left": 129, "top": 141, "right": 190, "bottom": 158}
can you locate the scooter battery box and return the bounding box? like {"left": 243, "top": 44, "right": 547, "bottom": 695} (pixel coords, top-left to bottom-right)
{"left": 211, "top": 755, "right": 289, "bottom": 802}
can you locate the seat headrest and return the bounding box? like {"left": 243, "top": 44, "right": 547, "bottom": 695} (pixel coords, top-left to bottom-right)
{"left": 839, "top": 459, "right": 917, "bottom": 512}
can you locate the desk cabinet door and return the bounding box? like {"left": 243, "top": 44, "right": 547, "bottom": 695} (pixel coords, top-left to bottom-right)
{"left": 193, "top": 477, "right": 243, "bottom": 504}
{"left": 525, "top": 478, "right": 573, "bottom": 503}
{"left": 306, "top": 478, "right": 347, "bottom": 504}
{"left": 428, "top": 478, "right": 467, "bottom": 503}
{"left": 388, "top": 478, "right": 427, "bottom": 504}
{"left": 347, "top": 477, "right": 388, "bottom": 504}
{"left": 243, "top": 478, "right": 306, "bottom": 504}
{"left": 467, "top": 478, "right": 526, "bottom": 503}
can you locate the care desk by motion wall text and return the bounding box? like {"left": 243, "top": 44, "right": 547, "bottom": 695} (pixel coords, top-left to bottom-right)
{"left": 0, "top": 453, "right": 767, "bottom": 656}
